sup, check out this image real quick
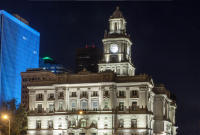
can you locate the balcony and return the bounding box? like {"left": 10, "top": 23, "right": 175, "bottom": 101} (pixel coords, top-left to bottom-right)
{"left": 36, "top": 97, "right": 43, "bottom": 101}
{"left": 117, "top": 95, "right": 126, "bottom": 98}
{"left": 130, "top": 94, "right": 139, "bottom": 98}
{"left": 48, "top": 97, "right": 55, "bottom": 100}
{"left": 58, "top": 95, "right": 64, "bottom": 99}
{"left": 103, "top": 94, "right": 110, "bottom": 98}
{"left": 70, "top": 94, "right": 77, "bottom": 97}
{"left": 91, "top": 94, "right": 98, "bottom": 97}
{"left": 80, "top": 94, "right": 88, "bottom": 99}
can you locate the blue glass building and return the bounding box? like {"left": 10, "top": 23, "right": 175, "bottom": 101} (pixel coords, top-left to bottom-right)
{"left": 0, "top": 10, "right": 40, "bottom": 105}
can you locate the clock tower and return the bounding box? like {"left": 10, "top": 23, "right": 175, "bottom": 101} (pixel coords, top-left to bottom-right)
{"left": 98, "top": 7, "right": 135, "bottom": 76}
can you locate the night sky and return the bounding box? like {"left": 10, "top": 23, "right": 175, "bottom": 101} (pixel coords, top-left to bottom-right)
{"left": 1, "top": 1, "right": 200, "bottom": 135}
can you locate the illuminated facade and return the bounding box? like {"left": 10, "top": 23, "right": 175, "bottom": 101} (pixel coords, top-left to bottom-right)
{"left": 24, "top": 7, "right": 177, "bottom": 135}
{"left": 0, "top": 10, "right": 40, "bottom": 105}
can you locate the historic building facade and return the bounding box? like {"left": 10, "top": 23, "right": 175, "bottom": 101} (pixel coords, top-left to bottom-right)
{"left": 23, "top": 7, "right": 177, "bottom": 135}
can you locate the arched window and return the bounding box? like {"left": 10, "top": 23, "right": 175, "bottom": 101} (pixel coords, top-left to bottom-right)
{"left": 81, "top": 100, "right": 88, "bottom": 111}
{"left": 80, "top": 119, "right": 87, "bottom": 128}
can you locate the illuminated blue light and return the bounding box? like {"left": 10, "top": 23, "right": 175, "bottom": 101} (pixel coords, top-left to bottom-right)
{"left": 0, "top": 10, "right": 40, "bottom": 105}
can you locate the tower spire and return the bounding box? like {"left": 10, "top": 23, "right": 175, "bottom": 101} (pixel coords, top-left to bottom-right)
{"left": 110, "top": 6, "right": 124, "bottom": 19}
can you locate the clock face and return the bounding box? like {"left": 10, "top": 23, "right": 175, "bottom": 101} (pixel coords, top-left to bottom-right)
{"left": 110, "top": 44, "right": 118, "bottom": 53}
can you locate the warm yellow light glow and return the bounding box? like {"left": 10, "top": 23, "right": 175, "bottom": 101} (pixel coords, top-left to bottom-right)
{"left": 79, "top": 111, "right": 83, "bottom": 115}
{"left": 2, "top": 114, "right": 9, "bottom": 120}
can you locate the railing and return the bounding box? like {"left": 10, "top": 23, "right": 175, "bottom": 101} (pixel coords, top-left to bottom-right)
{"left": 91, "top": 94, "right": 98, "bottom": 97}
{"left": 48, "top": 97, "right": 55, "bottom": 100}
{"left": 80, "top": 94, "right": 88, "bottom": 99}
{"left": 103, "top": 94, "right": 110, "bottom": 98}
{"left": 70, "top": 94, "right": 77, "bottom": 97}
{"left": 117, "top": 95, "right": 126, "bottom": 98}
{"left": 130, "top": 95, "right": 139, "bottom": 98}
{"left": 36, "top": 97, "right": 43, "bottom": 101}
{"left": 58, "top": 95, "right": 64, "bottom": 99}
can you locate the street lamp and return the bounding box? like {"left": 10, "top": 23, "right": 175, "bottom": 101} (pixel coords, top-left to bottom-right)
{"left": 79, "top": 110, "right": 83, "bottom": 115}
{"left": 1, "top": 114, "right": 10, "bottom": 135}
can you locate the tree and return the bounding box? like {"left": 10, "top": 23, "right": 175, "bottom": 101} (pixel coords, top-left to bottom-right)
{"left": 0, "top": 99, "right": 27, "bottom": 135}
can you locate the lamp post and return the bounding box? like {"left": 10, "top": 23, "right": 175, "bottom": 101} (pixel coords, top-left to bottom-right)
{"left": 1, "top": 114, "right": 10, "bottom": 135}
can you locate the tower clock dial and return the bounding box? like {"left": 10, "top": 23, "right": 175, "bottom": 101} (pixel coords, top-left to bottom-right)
{"left": 110, "top": 44, "right": 118, "bottom": 53}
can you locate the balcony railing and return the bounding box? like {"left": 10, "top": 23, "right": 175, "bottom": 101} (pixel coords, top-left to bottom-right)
{"left": 130, "top": 95, "right": 139, "bottom": 98}
{"left": 70, "top": 94, "right": 77, "bottom": 97}
{"left": 58, "top": 95, "right": 64, "bottom": 99}
{"left": 103, "top": 94, "right": 110, "bottom": 98}
{"left": 91, "top": 94, "right": 98, "bottom": 97}
{"left": 48, "top": 97, "right": 55, "bottom": 100}
{"left": 36, "top": 97, "right": 43, "bottom": 101}
{"left": 80, "top": 94, "right": 88, "bottom": 99}
{"left": 117, "top": 95, "right": 126, "bottom": 98}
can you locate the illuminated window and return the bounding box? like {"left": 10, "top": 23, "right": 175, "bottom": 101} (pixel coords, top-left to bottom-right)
{"left": 104, "top": 101, "right": 109, "bottom": 109}
{"left": 92, "top": 101, "right": 98, "bottom": 111}
{"left": 59, "top": 102, "right": 63, "bottom": 111}
{"left": 81, "top": 100, "right": 88, "bottom": 111}
{"left": 71, "top": 100, "right": 76, "bottom": 111}
{"left": 80, "top": 119, "right": 87, "bottom": 128}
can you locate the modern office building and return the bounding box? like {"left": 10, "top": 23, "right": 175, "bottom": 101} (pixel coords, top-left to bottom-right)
{"left": 23, "top": 7, "right": 177, "bottom": 135}
{"left": 76, "top": 45, "right": 102, "bottom": 73}
{"left": 0, "top": 10, "right": 40, "bottom": 105}
{"left": 39, "top": 56, "right": 67, "bottom": 74}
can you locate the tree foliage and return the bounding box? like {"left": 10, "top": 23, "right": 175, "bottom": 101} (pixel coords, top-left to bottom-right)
{"left": 0, "top": 99, "right": 27, "bottom": 135}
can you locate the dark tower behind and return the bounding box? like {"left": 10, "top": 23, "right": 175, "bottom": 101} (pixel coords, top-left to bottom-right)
{"left": 75, "top": 45, "right": 102, "bottom": 73}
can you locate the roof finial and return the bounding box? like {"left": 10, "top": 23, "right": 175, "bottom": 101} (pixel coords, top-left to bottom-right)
{"left": 116, "top": 6, "right": 120, "bottom": 10}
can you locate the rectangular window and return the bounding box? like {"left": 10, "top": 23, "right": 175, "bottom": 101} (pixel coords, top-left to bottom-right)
{"left": 92, "top": 91, "right": 98, "bottom": 96}
{"left": 71, "top": 100, "right": 76, "bottom": 111}
{"left": 48, "top": 120, "right": 53, "bottom": 129}
{"left": 119, "top": 102, "right": 124, "bottom": 111}
{"left": 132, "top": 102, "right": 137, "bottom": 111}
{"left": 49, "top": 104, "right": 54, "bottom": 113}
{"left": 36, "top": 93, "right": 43, "bottom": 101}
{"left": 131, "top": 119, "right": 137, "bottom": 128}
{"left": 80, "top": 120, "right": 87, "bottom": 128}
{"left": 104, "top": 91, "right": 109, "bottom": 97}
{"left": 72, "top": 92, "right": 76, "bottom": 97}
{"left": 58, "top": 92, "right": 64, "bottom": 99}
{"left": 119, "top": 91, "right": 125, "bottom": 97}
{"left": 92, "top": 101, "right": 98, "bottom": 111}
{"left": 48, "top": 93, "right": 54, "bottom": 100}
{"left": 81, "top": 101, "right": 88, "bottom": 111}
{"left": 37, "top": 104, "right": 42, "bottom": 113}
{"left": 131, "top": 91, "right": 138, "bottom": 98}
{"left": 59, "top": 102, "right": 63, "bottom": 111}
{"left": 36, "top": 120, "right": 41, "bottom": 129}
